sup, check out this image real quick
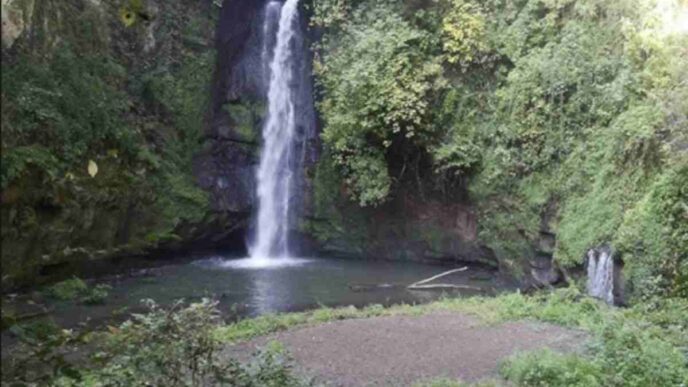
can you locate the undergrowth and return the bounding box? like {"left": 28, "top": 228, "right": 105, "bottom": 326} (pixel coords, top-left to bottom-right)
{"left": 3, "top": 288, "right": 686, "bottom": 385}
{"left": 45, "top": 277, "right": 111, "bottom": 305}
{"left": 3, "top": 299, "right": 311, "bottom": 386}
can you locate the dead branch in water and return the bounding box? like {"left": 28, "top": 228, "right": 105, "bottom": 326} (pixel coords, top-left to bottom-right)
{"left": 349, "top": 267, "right": 477, "bottom": 293}
{"left": 408, "top": 267, "right": 468, "bottom": 288}
{"left": 407, "top": 283, "right": 482, "bottom": 291}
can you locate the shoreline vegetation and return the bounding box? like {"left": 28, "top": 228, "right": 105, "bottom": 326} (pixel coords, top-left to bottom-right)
{"left": 3, "top": 286, "right": 686, "bottom": 386}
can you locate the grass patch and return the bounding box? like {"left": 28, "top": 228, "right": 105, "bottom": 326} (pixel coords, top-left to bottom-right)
{"left": 215, "top": 287, "right": 609, "bottom": 344}
{"left": 215, "top": 303, "right": 417, "bottom": 344}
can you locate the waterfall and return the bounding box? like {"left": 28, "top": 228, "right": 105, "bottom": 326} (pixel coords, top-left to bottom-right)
{"left": 250, "top": 0, "right": 301, "bottom": 262}
{"left": 586, "top": 248, "right": 615, "bottom": 305}
{"left": 261, "top": 2, "right": 281, "bottom": 89}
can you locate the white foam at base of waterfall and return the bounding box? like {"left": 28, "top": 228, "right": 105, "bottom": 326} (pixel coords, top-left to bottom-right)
{"left": 201, "top": 256, "right": 311, "bottom": 270}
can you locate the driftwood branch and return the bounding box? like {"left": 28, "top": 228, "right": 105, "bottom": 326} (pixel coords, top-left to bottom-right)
{"left": 407, "top": 283, "right": 482, "bottom": 291}
{"left": 406, "top": 267, "right": 482, "bottom": 291}
{"left": 349, "top": 267, "right": 479, "bottom": 293}
{"left": 408, "top": 267, "right": 468, "bottom": 288}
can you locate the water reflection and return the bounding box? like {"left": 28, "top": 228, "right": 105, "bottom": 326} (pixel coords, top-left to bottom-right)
{"left": 249, "top": 269, "right": 284, "bottom": 315}
{"left": 45, "top": 257, "right": 515, "bottom": 329}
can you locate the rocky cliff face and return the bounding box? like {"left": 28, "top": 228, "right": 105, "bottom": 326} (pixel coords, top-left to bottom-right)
{"left": 1, "top": 0, "right": 229, "bottom": 289}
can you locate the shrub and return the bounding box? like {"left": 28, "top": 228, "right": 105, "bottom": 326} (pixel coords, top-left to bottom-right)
{"left": 593, "top": 321, "right": 687, "bottom": 387}
{"left": 45, "top": 299, "right": 308, "bottom": 387}
{"left": 46, "top": 278, "right": 88, "bottom": 301}
{"left": 4, "top": 319, "right": 86, "bottom": 384}
{"left": 501, "top": 350, "right": 603, "bottom": 387}
{"left": 3, "top": 299, "right": 312, "bottom": 386}
{"left": 84, "top": 298, "right": 228, "bottom": 385}
{"left": 80, "top": 284, "right": 112, "bottom": 305}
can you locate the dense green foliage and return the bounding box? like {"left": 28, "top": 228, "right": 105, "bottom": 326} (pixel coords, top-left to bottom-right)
{"left": 313, "top": 0, "right": 445, "bottom": 205}
{"left": 501, "top": 350, "right": 604, "bottom": 387}
{"left": 3, "top": 299, "right": 311, "bottom": 386}
{"left": 311, "top": 0, "right": 687, "bottom": 298}
{"left": 43, "top": 276, "right": 111, "bottom": 304}
{"left": 0, "top": 0, "right": 215, "bottom": 288}
{"left": 45, "top": 277, "right": 89, "bottom": 301}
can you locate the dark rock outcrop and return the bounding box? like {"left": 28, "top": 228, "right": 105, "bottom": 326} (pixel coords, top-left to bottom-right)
{"left": 309, "top": 194, "right": 499, "bottom": 267}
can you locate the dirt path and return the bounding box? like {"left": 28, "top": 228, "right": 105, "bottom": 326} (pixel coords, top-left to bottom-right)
{"left": 230, "top": 311, "right": 587, "bottom": 386}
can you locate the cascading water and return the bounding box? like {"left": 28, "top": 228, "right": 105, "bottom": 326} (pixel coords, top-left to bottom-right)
{"left": 261, "top": 2, "right": 281, "bottom": 88}
{"left": 586, "top": 248, "right": 615, "bottom": 305}
{"left": 249, "top": 0, "right": 302, "bottom": 263}
{"left": 214, "top": 0, "right": 313, "bottom": 269}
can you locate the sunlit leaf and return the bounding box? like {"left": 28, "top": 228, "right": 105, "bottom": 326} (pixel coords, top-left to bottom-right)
{"left": 88, "top": 160, "right": 98, "bottom": 178}
{"left": 119, "top": 7, "right": 136, "bottom": 27}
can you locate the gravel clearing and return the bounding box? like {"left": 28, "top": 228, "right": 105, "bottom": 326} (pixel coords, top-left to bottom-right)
{"left": 229, "top": 311, "right": 588, "bottom": 386}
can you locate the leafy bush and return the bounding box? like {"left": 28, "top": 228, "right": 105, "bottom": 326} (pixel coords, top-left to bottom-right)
{"left": 593, "top": 321, "right": 687, "bottom": 387}
{"left": 0, "top": 145, "right": 60, "bottom": 189}
{"left": 46, "top": 278, "right": 88, "bottom": 301}
{"left": 4, "top": 319, "right": 87, "bottom": 384}
{"left": 45, "top": 279, "right": 111, "bottom": 305}
{"left": 441, "top": 0, "right": 489, "bottom": 66}
{"left": 501, "top": 350, "right": 603, "bottom": 387}
{"left": 502, "top": 318, "right": 687, "bottom": 387}
{"left": 84, "top": 299, "right": 227, "bottom": 385}
{"left": 235, "top": 341, "right": 310, "bottom": 387}
{"left": 80, "top": 284, "right": 112, "bottom": 305}
{"left": 3, "top": 299, "right": 311, "bottom": 386}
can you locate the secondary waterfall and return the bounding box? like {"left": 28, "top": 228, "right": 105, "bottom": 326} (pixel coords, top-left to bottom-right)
{"left": 586, "top": 248, "right": 615, "bottom": 305}
{"left": 250, "top": 0, "right": 301, "bottom": 261}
